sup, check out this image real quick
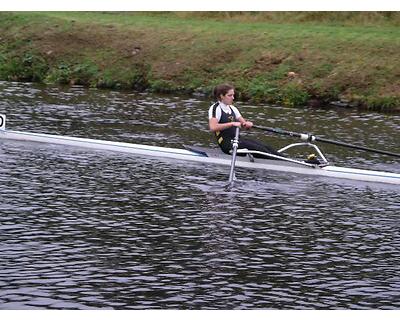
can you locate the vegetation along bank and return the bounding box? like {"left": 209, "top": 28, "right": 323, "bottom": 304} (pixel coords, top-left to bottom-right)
{"left": 0, "top": 12, "right": 399, "bottom": 111}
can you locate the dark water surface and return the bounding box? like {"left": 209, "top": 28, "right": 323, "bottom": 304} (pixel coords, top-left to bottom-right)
{"left": 0, "top": 82, "right": 399, "bottom": 309}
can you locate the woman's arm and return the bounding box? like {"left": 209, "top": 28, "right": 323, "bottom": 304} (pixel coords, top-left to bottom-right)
{"left": 209, "top": 117, "right": 241, "bottom": 132}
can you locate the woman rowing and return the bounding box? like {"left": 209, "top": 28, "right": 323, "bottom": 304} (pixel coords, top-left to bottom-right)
{"left": 208, "top": 83, "right": 282, "bottom": 159}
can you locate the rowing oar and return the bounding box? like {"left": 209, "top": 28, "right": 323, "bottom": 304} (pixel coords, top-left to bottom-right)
{"left": 227, "top": 127, "right": 240, "bottom": 188}
{"left": 253, "top": 125, "right": 400, "bottom": 158}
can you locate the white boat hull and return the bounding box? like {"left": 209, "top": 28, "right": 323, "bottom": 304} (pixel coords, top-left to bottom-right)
{"left": 1, "top": 129, "right": 400, "bottom": 185}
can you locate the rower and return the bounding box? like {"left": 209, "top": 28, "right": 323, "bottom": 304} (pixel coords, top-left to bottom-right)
{"left": 208, "top": 84, "right": 283, "bottom": 159}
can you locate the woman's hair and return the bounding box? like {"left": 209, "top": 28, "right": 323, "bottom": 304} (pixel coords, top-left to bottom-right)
{"left": 213, "top": 83, "right": 234, "bottom": 101}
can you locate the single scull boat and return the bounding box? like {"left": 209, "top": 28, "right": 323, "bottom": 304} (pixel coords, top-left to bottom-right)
{"left": 1, "top": 114, "right": 399, "bottom": 185}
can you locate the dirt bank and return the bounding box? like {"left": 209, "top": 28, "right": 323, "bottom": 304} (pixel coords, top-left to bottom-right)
{"left": 0, "top": 12, "right": 399, "bottom": 111}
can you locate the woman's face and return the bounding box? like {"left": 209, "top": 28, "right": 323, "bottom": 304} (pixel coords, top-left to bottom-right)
{"left": 220, "top": 89, "right": 234, "bottom": 105}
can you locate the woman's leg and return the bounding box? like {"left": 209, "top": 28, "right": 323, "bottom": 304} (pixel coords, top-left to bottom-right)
{"left": 238, "top": 138, "right": 283, "bottom": 159}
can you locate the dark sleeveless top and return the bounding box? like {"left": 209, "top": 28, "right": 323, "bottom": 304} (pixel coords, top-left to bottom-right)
{"left": 211, "top": 102, "right": 238, "bottom": 154}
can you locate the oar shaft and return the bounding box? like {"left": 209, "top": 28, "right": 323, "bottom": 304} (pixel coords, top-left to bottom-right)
{"left": 253, "top": 125, "right": 400, "bottom": 158}
{"left": 315, "top": 137, "right": 400, "bottom": 158}
{"left": 228, "top": 127, "right": 240, "bottom": 185}
{"left": 253, "top": 125, "right": 304, "bottom": 139}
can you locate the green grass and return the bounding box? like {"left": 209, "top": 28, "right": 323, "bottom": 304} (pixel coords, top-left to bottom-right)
{"left": 0, "top": 12, "right": 399, "bottom": 111}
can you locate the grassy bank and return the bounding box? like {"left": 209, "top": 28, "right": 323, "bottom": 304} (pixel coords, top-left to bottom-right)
{"left": 0, "top": 12, "right": 399, "bottom": 111}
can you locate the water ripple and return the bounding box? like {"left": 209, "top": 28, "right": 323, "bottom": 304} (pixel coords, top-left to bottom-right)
{"left": 0, "top": 82, "right": 400, "bottom": 309}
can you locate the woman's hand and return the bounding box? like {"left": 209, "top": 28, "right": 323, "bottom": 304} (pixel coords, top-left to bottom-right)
{"left": 242, "top": 121, "right": 253, "bottom": 129}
